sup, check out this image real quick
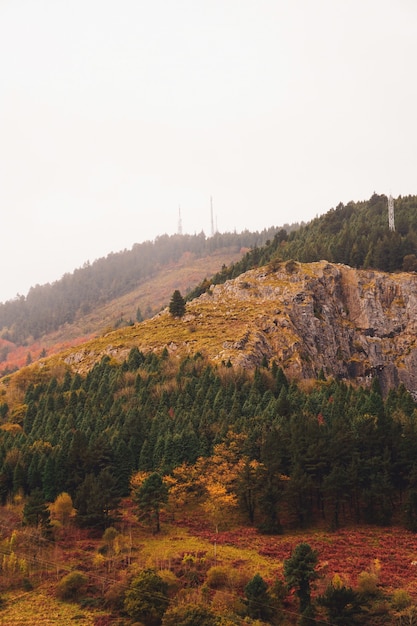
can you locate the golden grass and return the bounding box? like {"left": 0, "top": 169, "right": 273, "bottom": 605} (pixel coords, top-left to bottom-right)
{"left": 0, "top": 589, "right": 107, "bottom": 626}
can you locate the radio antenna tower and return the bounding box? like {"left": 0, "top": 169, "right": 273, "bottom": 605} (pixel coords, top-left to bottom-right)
{"left": 210, "top": 196, "right": 214, "bottom": 236}
{"left": 178, "top": 206, "right": 183, "bottom": 235}
{"left": 388, "top": 195, "right": 395, "bottom": 231}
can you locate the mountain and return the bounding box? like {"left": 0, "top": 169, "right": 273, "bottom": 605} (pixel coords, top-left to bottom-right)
{"left": 2, "top": 191, "right": 416, "bottom": 378}
{"left": 1, "top": 198, "right": 417, "bottom": 624}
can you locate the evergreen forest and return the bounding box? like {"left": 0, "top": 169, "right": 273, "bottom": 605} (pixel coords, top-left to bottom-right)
{"left": 2, "top": 351, "right": 417, "bottom": 533}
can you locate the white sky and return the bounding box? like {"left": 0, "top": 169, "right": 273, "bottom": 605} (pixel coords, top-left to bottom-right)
{"left": 1, "top": 0, "right": 416, "bottom": 303}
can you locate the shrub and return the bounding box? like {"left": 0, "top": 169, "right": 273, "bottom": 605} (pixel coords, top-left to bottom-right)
{"left": 104, "top": 572, "right": 130, "bottom": 611}
{"left": 357, "top": 570, "right": 378, "bottom": 597}
{"left": 161, "top": 603, "right": 218, "bottom": 626}
{"left": 205, "top": 565, "right": 248, "bottom": 592}
{"left": 206, "top": 566, "right": 230, "bottom": 589}
{"left": 391, "top": 588, "right": 412, "bottom": 610}
{"left": 158, "top": 569, "right": 181, "bottom": 596}
{"left": 56, "top": 570, "right": 88, "bottom": 601}
{"left": 124, "top": 569, "right": 169, "bottom": 626}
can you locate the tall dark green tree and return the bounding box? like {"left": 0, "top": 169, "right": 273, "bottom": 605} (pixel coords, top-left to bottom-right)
{"left": 74, "top": 469, "right": 121, "bottom": 530}
{"left": 244, "top": 573, "right": 273, "bottom": 621}
{"left": 23, "top": 489, "right": 52, "bottom": 536}
{"left": 318, "top": 580, "right": 364, "bottom": 625}
{"left": 284, "top": 542, "right": 319, "bottom": 617}
{"left": 133, "top": 472, "right": 168, "bottom": 533}
{"left": 169, "top": 290, "right": 186, "bottom": 318}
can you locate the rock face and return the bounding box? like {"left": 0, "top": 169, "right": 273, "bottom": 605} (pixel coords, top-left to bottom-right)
{"left": 60, "top": 259, "right": 417, "bottom": 397}
{"left": 197, "top": 260, "right": 417, "bottom": 396}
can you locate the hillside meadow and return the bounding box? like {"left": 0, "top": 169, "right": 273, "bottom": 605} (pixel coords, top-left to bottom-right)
{"left": 2, "top": 496, "right": 417, "bottom": 625}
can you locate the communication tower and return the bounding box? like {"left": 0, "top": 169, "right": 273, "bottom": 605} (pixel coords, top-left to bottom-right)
{"left": 210, "top": 196, "right": 214, "bottom": 236}
{"left": 388, "top": 195, "right": 395, "bottom": 232}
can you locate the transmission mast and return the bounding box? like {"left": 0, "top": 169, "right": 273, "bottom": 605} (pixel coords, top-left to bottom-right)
{"left": 388, "top": 195, "right": 395, "bottom": 231}
{"left": 210, "top": 196, "right": 214, "bottom": 236}
{"left": 178, "top": 206, "right": 183, "bottom": 235}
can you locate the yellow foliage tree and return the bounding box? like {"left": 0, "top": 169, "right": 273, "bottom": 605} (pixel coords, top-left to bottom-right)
{"left": 51, "top": 492, "right": 76, "bottom": 526}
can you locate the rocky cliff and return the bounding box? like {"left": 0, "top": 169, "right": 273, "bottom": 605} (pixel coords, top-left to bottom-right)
{"left": 62, "top": 260, "right": 417, "bottom": 397}
{"left": 198, "top": 260, "right": 417, "bottom": 395}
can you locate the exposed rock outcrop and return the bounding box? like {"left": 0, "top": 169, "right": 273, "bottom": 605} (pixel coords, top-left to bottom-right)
{"left": 197, "top": 261, "right": 417, "bottom": 396}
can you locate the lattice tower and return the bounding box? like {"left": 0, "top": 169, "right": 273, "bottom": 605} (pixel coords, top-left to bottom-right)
{"left": 388, "top": 195, "right": 395, "bottom": 231}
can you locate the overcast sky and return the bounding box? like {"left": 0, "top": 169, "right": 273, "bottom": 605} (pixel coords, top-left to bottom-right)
{"left": 1, "top": 0, "right": 416, "bottom": 302}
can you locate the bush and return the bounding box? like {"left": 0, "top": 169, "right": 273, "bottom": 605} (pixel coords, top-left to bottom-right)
{"left": 162, "top": 603, "right": 218, "bottom": 626}
{"left": 158, "top": 569, "right": 181, "bottom": 596}
{"left": 357, "top": 570, "right": 378, "bottom": 597}
{"left": 124, "top": 569, "right": 169, "bottom": 626}
{"left": 205, "top": 565, "right": 249, "bottom": 592}
{"left": 104, "top": 575, "right": 129, "bottom": 611}
{"left": 206, "top": 566, "right": 230, "bottom": 589}
{"left": 391, "top": 588, "right": 412, "bottom": 610}
{"left": 56, "top": 570, "right": 88, "bottom": 601}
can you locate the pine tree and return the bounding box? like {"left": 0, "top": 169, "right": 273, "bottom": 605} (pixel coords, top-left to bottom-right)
{"left": 23, "top": 489, "right": 52, "bottom": 535}
{"left": 244, "top": 573, "right": 273, "bottom": 621}
{"left": 284, "top": 542, "right": 319, "bottom": 616}
{"left": 133, "top": 472, "right": 168, "bottom": 533}
{"left": 169, "top": 290, "right": 186, "bottom": 318}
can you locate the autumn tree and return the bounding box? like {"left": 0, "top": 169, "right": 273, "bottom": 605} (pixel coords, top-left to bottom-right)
{"left": 51, "top": 492, "right": 75, "bottom": 526}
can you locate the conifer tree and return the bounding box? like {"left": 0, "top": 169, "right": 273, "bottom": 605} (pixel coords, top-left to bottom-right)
{"left": 133, "top": 472, "right": 168, "bottom": 533}
{"left": 284, "top": 542, "right": 319, "bottom": 617}
{"left": 23, "top": 489, "right": 52, "bottom": 535}
{"left": 169, "top": 290, "right": 186, "bottom": 318}
{"left": 244, "top": 573, "right": 273, "bottom": 621}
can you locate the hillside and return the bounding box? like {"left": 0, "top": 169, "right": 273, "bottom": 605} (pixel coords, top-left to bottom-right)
{"left": 0, "top": 228, "right": 286, "bottom": 352}
{"left": 2, "top": 195, "right": 417, "bottom": 624}
{"left": 0, "top": 247, "right": 247, "bottom": 375}
{"left": 43, "top": 259, "right": 417, "bottom": 397}
{"left": 3, "top": 191, "right": 416, "bottom": 378}
{"left": 1, "top": 258, "right": 417, "bottom": 624}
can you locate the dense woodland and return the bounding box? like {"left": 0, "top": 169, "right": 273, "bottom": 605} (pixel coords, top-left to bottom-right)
{"left": 2, "top": 350, "right": 417, "bottom": 534}
{"left": 0, "top": 227, "right": 284, "bottom": 347}
{"left": 1, "top": 350, "right": 417, "bottom": 623}
{"left": 188, "top": 193, "right": 417, "bottom": 299}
